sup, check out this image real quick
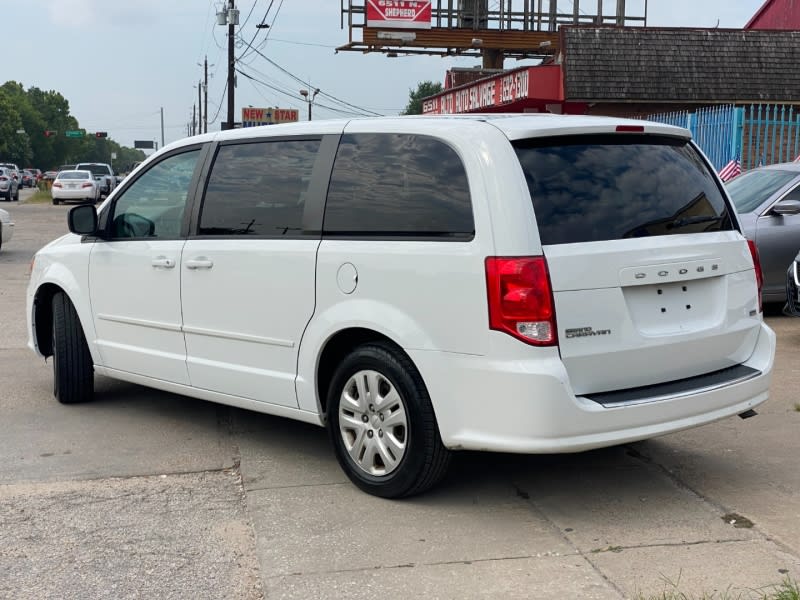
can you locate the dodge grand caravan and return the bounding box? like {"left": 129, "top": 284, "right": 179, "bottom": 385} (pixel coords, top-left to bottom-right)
{"left": 27, "top": 115, "right": 775, "bottom": 498}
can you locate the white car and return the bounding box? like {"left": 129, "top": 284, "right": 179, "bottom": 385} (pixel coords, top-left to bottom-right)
{"left": 27, "top": 115, "right": 775, "bottom": 498}
{"left": 50, "top": 170, "right": 101, "bottom": 205}
{"left": 0, "top": 207, "right": 13, "bottom": 251}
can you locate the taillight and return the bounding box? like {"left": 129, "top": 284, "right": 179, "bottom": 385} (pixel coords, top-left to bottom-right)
{"left": 485, "top": 256, "right": 557, "bottom": 346}
{"left": 53, "top": 182, "right": 62, "bottom": 188}
{"left": 81, "top": 182, "right": 93, "bottom": 188}
{"left": 0, "top": 176, "right": 7, "bottom": 181}
{"left": 747, "top": 240, "right": 763, "bottom": 313}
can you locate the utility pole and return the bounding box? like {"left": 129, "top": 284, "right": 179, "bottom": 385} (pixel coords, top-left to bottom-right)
{"left": 192, "top": 105, "right": 197, "bottom": 136}
{"left": 227, "top": 0, "right": 236, "bottom": 130}
{"left": 204, "top": 56, "right": 209, "bottom": 133}
{"left": 197, "top": 81, "right": 203, "bottom": 135}
{"left": 160, "top": 107, "right": 165, "bottom": 148}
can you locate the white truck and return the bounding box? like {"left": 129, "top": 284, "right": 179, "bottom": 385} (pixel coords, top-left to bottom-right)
{"left": 74, "top": 162, "right": 117, "bottom": 198}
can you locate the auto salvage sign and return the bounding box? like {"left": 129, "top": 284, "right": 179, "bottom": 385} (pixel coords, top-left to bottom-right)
{"left": 423, "top": 69, "right": 532, "bottom": 114}
{"left": 242, "top": 107, "right": 300, "bottom": 127}
{"left": 367, "top": 0, "right": 432, "bottom": 29}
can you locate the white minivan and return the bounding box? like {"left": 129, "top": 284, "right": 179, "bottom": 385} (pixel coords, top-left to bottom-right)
{"left": 27, "top": 115, "right": 775, "bottom": 497}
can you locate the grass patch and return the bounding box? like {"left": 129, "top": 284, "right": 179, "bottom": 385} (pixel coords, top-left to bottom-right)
{"left": 21, "top": 190, "right": 53, "bottom": 204}
{"left": 637, "top": 577, "right": 800, "bottom": 600}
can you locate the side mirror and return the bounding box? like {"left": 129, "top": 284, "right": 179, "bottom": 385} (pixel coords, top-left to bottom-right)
{"left": 68, "top": 204, "right": 99, "bottom": 235}
{"left": 772, "top": 199, "right": 800, "bottom": 216}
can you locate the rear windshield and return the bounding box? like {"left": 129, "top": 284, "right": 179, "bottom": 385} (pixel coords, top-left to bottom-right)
{"left": 513, "top": 134, "right": 734, "bottom": 245}
{"left": 78, "top": 164, "right": 109, "bottom": 176}
{"left": 58, "top": 171, "right": 91, "bottom": 180}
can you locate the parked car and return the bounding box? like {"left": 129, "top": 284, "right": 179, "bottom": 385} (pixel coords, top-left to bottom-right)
{"left": 74, "top": 162, "right": 116, "bottom": 197}
{"left": 726, "top": 163, "right": 800, "bottom": 304}
{"left": 0, "top": 167, "right": 20, "bottom": 201}
{"left": 0, "top": 163, "right": 21, "bottom": 188}
{"left": 0, "top": 207, "right": 13, "bottom": 251}
{"left": 27, "top": 168, "right": 43, "bottom": 184}
{"left": 50, "top": 170, "right": 101, "bottom": 205}
{"left": 21, "top": 170, "right": 35, "bottom": 188}
{"left": 27, "top": 115, "right": 774, "bottom": 498}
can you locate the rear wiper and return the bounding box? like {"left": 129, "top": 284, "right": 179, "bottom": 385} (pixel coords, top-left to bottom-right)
{"left": 667, "top": 215, "right": 722, "bottom": 230}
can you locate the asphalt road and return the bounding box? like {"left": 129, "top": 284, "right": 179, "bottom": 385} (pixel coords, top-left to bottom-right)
{"left": 1, "top": 189, "right": 799, "bottom": 599}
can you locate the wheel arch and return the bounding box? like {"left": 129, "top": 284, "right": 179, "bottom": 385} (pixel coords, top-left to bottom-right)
{"left": 32, "top": 282, "right": 99, "bottom": 365}
{"left": 32, "top": 282, "right": 66, "bottom": 357}
{"left": 315, "top": 328, "right": 410, "bottom": 419}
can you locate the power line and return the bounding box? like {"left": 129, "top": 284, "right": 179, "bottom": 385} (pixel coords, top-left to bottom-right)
{"left": 236, "top": 36, "right": 383, "bottom": 117}
{"left": 235, "top": 68, "right": 303, "bottom": 107}
{"left": 208, "top": 80, "right": 228, "bottom": 125}
{"left": 237, "top": 0, "right": 278, "bottom": 66}
{"left": 238, "top": 0, "right": 261, "bottom": 31}
{"left": 236, "top": 67, "right": 368, "bottom": 117}
{"left": 237, "top": 63, "right": 370, "bottom": 116}
{"left": 245, "top": 77, "right": 278, "bottom": 107}
{"left": 265, "top": 38, "right": 337, "bottom": 49}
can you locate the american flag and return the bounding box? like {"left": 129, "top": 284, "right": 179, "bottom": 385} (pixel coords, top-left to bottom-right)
{"left": 719, "top": 158, "right": 741, "bottom": 182}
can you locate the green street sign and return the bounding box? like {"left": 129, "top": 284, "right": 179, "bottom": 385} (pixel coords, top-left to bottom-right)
{"left": 65, "top": 130, "right": 85, "bottom": 138}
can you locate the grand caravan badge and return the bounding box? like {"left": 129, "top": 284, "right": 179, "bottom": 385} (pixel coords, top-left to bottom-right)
{"left": 565, "top": 327, "right": 612, "bottom": 339}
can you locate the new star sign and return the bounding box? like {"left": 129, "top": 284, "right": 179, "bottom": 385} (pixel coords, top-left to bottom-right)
{"left": 242, "top": 107, "right": 300, "bottom": 127}
{"left": 366, "top": 0, "right": 432, "bottom": 29}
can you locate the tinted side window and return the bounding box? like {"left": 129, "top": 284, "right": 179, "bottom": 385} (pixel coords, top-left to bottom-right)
{"left": 514, "top": 135, "right": 734, "bottom": 245}
{"left": 324, "top": 133, "right": 474, "bottom": 238}
{"left": 198, "top": 139, "right": 320, "bottom": 236}
{"left": 110, "top": 149, "right": 201, "bottom": 239}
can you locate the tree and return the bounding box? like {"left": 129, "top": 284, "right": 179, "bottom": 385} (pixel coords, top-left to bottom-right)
{"left": 401, "top": 81, "right": 444, "bottom": 115}
{"left": 0, "top": 89, "right": 31, "bottom": 165}
{"left": 0, "top": 81, "right": 145, "bottom": 170}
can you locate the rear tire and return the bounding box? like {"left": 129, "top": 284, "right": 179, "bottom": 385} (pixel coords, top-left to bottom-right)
{"left": 52, "top": 292, "right": 94, "bottom": 404}
{"left": 327, "top": 342, "right": 450, "bottom": 498}
{"left": 52, "top": 198, "right": 59, "bottom": 205}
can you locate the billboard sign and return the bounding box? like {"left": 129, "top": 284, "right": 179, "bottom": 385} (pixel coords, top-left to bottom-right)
{"left": 242, "top": 107, "right": 300, "bottom": 127}
{"left": 366, "top": 1, "right": 432, "bottom": 29}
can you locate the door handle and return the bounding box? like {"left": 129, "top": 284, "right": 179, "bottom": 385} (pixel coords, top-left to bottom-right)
{"left": 185, "top": 258, "right": 214, "bottom": 270}
{"left": 151, "top": 257, "right": 176, "bottom": 269}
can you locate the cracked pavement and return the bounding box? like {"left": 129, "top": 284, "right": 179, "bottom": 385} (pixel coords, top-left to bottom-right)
{"left": 2, "top": 197, "right": 799, "bottom": 599}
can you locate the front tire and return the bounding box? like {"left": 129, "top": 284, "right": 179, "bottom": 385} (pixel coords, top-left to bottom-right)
{"left": 327, "top": 342, "right": 450, "bottom": 498}
{"left": 52, "top": 292, "right": 94, "bottom": 404}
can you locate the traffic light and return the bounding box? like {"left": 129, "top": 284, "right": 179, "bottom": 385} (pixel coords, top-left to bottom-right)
{"left": 95, "top": 131, "right": 108, "bottom": 138}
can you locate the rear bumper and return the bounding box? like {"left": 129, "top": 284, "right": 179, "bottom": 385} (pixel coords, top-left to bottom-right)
{"left": 410, "top": 322, "right": 775, "bottom": 453}
{"left": 52, "top": 188, "right": 95, "bottom": 200}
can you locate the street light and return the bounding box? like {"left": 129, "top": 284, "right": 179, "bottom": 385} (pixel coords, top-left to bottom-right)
{"left": 299, "top": 88, "right": 320, "bottom": 121}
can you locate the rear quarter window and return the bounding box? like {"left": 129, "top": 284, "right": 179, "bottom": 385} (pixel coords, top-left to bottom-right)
{"left": 323, "top": 133, "right": 474, "bottom": 239}
{"left": 513, "top": 134, "right": 734, "bottom": 245}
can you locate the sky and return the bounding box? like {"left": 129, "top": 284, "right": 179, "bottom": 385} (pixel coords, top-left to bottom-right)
{"left": 4, "top": 0, "right": 766, "bottom": 153}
